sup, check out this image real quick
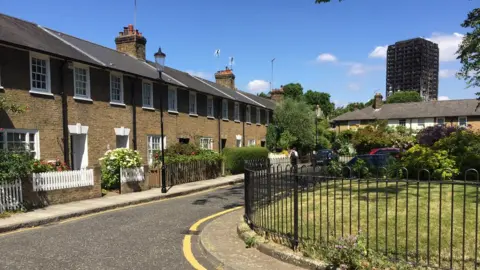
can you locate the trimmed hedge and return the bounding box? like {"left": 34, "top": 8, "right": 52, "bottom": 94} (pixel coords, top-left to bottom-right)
{"left": 223, "top": 147, "right": 269, "bottom": 174}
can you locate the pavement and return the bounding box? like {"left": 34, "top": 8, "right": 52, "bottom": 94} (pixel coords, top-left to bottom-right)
{"left": 0, "top": 183, "right": 245, "bottom": 269}
{"left": 0, "top": 174, "right": 243, "bottom": 233}
{"left": 197, "top": 209, "right": 302, "bottom": 270}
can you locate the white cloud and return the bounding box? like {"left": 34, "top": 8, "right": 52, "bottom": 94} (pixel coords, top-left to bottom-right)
{"left": 439, "top": 69, "right": 457, "bottom": 78}
{"left": 348, "top": 63, "right": 366, "bottom": 75}
{"left": 426, "top": 32, "right": 464, "bottom": 62}
{"left": 369, "top": 45, "right": 388, "bottom": 58}
{"left": 347, "top": 83, "right": 360, "bottom": 91}
{"left": 317, "top": 53, "right": 337, "bottom": 62}
{"left": 247, "top": 80, "right": 270, "bottom": 93}
{"left": 438, "top": 96, "right": 450, "bottom": 101}
{"left": 186, "top": 70, "right": 212, "bottom": 80}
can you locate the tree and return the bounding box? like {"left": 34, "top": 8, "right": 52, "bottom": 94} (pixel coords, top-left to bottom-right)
{"left": 266, "top": 98, "right": 315, "bottom": 151}
{"left": 304, "top": 90, "right": 335, "bottom": 117}
{"left": 457, "top": 8, "right": 480, "bottom": 88}
{"left": 282, "top": 83, "right": 303, "bottom": 100}
{"left": 386, "top": 91, "right": 423, "bottom": 104}
{"left": 257, "top": 92, "right": 269, "bottom": 98}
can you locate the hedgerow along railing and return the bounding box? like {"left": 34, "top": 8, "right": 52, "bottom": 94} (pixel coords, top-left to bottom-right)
{"left": 164, "top": 160, "right": 222, "bottom": 187}
{"left": 244, "top": 161, "right": 480, "bottom": 270}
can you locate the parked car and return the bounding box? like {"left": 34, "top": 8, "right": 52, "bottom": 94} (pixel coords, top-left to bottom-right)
{"left": 369, "top": 148, "right": 401, "bottom": 158}
{"left": 312, "top": 149, "right": 337, "bottom": 166}
{"left": 346, "top": 154, "right": 396, "bottom": 169}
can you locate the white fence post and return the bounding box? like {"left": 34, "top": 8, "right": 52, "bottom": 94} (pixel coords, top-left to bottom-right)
{"left": 32, "top": 169, "right": 94, "bottom": 192}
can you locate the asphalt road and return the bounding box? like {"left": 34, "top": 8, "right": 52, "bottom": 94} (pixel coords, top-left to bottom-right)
{"left": 0, "top": 185, "right": 244, "bottom": 270}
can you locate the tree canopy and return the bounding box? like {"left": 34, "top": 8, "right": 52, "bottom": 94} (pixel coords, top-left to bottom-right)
{"left": 282, "top": 83, "right": 304, "bottom": 100}
{"left": 304, "top": 90, "right": 335, "bottom": 117}
{"left": 257, "top": 92, "right": 269, "bottom": 98}
{"left": 457, "top": 8, "right": 480, "bottom": 88}
{"left": 386, "top": 91, "right": 423, "bottom": 104}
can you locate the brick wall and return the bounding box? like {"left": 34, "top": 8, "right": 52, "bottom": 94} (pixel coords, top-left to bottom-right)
{"left": 0, "top": 44, "right": 270, "bottom": 168}
{"left": 22, "top": 166, "right": 102, "bottom": 208}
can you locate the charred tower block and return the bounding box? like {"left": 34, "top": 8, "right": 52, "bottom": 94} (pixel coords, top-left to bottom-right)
{"left": 386, "top": 38, "right": 439, "bottom": 101}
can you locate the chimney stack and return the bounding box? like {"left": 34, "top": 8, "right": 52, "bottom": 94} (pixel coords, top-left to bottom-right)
{"left": 115, "top": 24, "right": 147, "bottom": 60}
{"left": 270, "top": 85, "right": 285, "bottom": 102}
{"left": 373, "top": 93, "right": 383, "bottom": 109}
{"left": 215, "top": 67, "right": 236, "bottom": 90}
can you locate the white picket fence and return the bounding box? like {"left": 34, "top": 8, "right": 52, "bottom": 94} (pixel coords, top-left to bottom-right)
{"left": 0, "top": 179, "right": 23, "bottom": 212}
{"left": 120, "top": 167, "right": 145, "bottom": 183}
{"left": 269, "top": 157, "right": 290, "bottom": 172}
{"left": 32, "top": 169, "right": 94, "bottom": 191}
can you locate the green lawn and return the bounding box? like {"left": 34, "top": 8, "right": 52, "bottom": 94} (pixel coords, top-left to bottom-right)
{"left": 253, "top": 179, "right": 480, "bottom": 269}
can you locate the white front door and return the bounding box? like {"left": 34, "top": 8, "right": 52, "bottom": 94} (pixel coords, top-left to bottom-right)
{"left": 72, "top": 134, "right": 88, "bottom": 170}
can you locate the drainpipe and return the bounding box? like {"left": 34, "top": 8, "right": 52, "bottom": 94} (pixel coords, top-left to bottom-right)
{"left": 218, "top": 98, "right": 221, "bottom": 152}
{"left": 60, "top": 60, "right": 70, "bottom": 167}
{"left": 242, "top": 104, "right": 246, "bottom": 147}
{"left": 131, "top": 77, "right": 137, "bottom": 150}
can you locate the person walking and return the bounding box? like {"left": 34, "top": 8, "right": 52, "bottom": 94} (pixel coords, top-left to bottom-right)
{"left": 289, "top": 147, "right": 299, "bottom": 169}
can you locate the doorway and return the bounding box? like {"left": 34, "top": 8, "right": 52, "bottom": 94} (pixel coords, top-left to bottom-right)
{"left": 72, "top": 134, "right": 88, "bottom": 170}
{"left": 221, "top": 139, "right": 227, "bottom": 150}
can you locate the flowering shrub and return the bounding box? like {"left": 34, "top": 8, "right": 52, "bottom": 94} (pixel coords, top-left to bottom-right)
{"left": 401, "top": 144, "right": 458, "bottom": 180}
{"left": 417, "top": 125, "right": 460, "bottom": 146}
{"left": 31, "top": 159, "right": 69, "bottom": 173}
{"left": 100, "top": 148, "right": 142, "bottom": 190}
{"left": 0, "top": 150, "right": 32, "bottom": 183}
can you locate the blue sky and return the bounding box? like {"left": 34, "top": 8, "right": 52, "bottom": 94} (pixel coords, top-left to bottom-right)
{"left": 2, "top": 0, "right": 477, "bottom": 106}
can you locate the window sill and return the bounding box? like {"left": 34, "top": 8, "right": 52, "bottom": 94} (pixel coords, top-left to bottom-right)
{"left": 189, "top": 113, "right": 198, "bottom": 117}
{"left": 222, "top": 118, "right": 229, "bottom": 122}
{"left": 234, "top": 120, "right": 241, "bottom": 123}
{"left": 73, "top": 96, "right": 93, "bottom": 102}
{"left": 246, "top": 122, "right": 252, "bottom": 125}
{"left": 168, "top": 110, "right": 179, "bottom": 114}
{"left": 30, "top": 90, "right": 54, "bottom": 97}
{"left": 142, "top": 106, "right": 155, "bottom": 111}
{"left": 110, "top": 102, "right": 126, "bottom": 107}
{"left": 0, "top": 86, "right": 4, "bottom": 90}
{"left": 207, "top": 116, "right": 215, "bottom": 120}
{"left": 256, "top": 123, "right": 261, "bottom": 126}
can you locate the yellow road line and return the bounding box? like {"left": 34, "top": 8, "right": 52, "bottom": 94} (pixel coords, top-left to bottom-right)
{"left": 183, "top": 206, "right": 243, "bottom": 269}
{"left": 0, "top": 185, "right": 237, "bottom": 237}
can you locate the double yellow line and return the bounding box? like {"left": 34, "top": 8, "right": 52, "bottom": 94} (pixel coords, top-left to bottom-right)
{"left": 182, "top": 206, "right": 243, "bottom": 270}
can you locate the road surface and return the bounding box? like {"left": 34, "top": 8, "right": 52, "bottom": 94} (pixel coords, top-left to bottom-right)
{"left": 0, "top": 185, "right": 244, "bottom": 270}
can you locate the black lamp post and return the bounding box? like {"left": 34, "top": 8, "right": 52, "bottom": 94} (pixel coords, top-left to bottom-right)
{"left": 154, "top": 47, "right": 167, "bottom": 193}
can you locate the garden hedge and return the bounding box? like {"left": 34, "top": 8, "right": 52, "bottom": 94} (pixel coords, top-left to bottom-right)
{"left": 223, "top": 147, "right": 269, "bottom": 174}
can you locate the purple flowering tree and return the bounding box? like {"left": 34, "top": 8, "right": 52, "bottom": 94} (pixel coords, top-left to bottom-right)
{"left": 417, "top": 125, "right": 460, "bottom": 146}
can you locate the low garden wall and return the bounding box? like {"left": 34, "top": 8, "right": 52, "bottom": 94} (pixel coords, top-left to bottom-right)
{"left": 119, "top": 165, "right": 149, "bottom": 194}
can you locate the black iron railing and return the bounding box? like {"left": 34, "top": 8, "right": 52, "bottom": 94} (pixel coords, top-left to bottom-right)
{"left": 244, "top": 161, "right": 480, "bottom": 269}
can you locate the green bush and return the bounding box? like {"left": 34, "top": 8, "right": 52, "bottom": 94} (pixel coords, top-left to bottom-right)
{"left": 0, "top": 150, "right": 33, "bottom": 183}
{"left": 100, "top": 148, "right": 142, "bottom": 190}
{"left": 433, "top": 130, "right": 480, "bottom": 175}
{"left": 401, "top": 144, "right": 458, "bottom": 180}
{"left": 223, "top": 147, "right": 269, "bottom": 174}
{"left": 152, "top": 143, "right": 223, "bottom": 166}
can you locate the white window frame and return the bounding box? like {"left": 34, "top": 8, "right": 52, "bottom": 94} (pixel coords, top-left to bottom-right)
{"left": 142, "top": 80, "right": 154, "bottom": 109}
{"left": 109, "top": 72, "right": 124, "bottom": 104}
{"left": 248, "top": 139, "right": 256, "bottom": 147}
{"left": 222, "top": 99, "right": 228, "bottom": 120}
{"left": 147, "top": 135, "right": 167, "bottom": 165}
{"left": 256, "top": 107, "right": 261, "bottom": 125}
{"left": 246, "top": 105, "right": 251, "bottom": 123}
{"left": 189, "top": 91, "right": 197, "bottom": 115}
{"left": 29, "top": 52, "right": 51, "bottom": 94}
{"left": 73, "top": 63, "right": 91, "bottom": 100}
{"left": 199, "top": 137, "right": 213, "bottom": 150}
{"left": 417, "top": 118, "right": 425, "bottom": 129}
{"left": 207, "top": 96, "right": 214, "bottom": 118}
{"left": 266, "top": 109, "right": 269, "bottom": 126}
{"left": 348, "top": 120, "right": 360, "bottom": 129}
{"left": 168, "top": 86, "right": 178, "bottom": 112}
{"left": 236, "top": 135, "right": 242, "bottom": 147}
{"left": 459, "top": 116, "right": 468, "bottom": 127}
{"left": 234, "top": 102, "right": 240, "bottom": 122}
{"left": 0, "top": 129, "right": 40, "bottom": 159}
{"left": 437, "top": 117, "right": 445, "bottom": 126}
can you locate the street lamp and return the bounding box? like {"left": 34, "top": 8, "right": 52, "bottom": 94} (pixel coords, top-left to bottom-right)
{"left": 154, "top": 47, "right": 167, "bottom": 193}
{"left": 315, "top": 105, "right": 323, "bottom": 149}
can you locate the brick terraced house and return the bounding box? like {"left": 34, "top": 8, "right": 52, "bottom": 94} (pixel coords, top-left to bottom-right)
{"left": 0, "top": 14, "right": 276, "bottom": 169}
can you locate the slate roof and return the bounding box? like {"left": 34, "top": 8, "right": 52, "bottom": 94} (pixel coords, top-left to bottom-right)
{"left": 0, "top": 13, "right": 276, "bottom": 109}
{"left": 331, "top": 99, "right": 480, "bottom": 122}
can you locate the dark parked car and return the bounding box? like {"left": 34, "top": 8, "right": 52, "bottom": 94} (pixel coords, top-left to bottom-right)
{"left": 369, "top": 148, "right": 401, "bottom": 158}
{"left": 313, "top": 149, "right": 337, "bottom": 166}
{"left": 346, "top": 154, "right": 395, "bottom": 169}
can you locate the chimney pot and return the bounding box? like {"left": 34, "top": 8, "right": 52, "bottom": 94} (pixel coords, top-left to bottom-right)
{"left": 115, "top": 25, "right": 147, "bottom": 60}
